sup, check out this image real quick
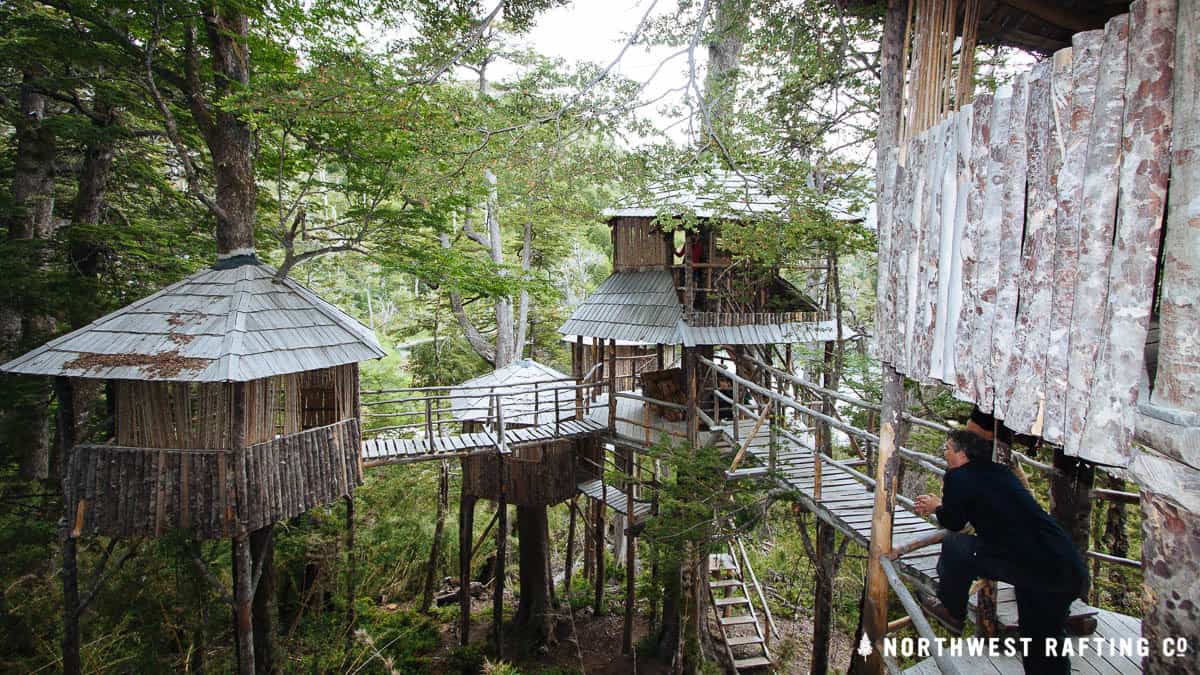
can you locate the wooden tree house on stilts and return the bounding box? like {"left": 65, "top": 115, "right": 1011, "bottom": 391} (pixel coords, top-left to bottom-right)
{"left": 1, "top": 253, "right": 385, "bottom": 675}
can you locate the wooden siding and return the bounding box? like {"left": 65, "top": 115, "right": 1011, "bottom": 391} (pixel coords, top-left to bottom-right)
{"left": 65, "top": 418, "right": 361, "bottom": 540}
{"left": 873, "top": 4, "right": 1174, "bottom": 466}
{"left": 461, "top": 439, "right": 580, "bottom": 507}
{"left": 611, "top": 217, "right": 673, "bottom": 271}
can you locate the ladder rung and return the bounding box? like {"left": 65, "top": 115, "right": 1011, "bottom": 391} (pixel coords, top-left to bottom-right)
{"left": 733, "top": 656, "right": 772, "bottom": 670}
{"left": 709, "top": 579, "right": 742, "bottom": 589}
{"left": 726, "top": 635, "right": 764, "bottom": 647}
{"left": 719, "top": 615, "right": 759, "bottom": 626}
{"left": 714, "top": 596, "right": 751, "bottom": 607}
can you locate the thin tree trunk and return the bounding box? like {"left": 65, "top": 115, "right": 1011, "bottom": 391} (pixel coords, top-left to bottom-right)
{"left": 514, "top": 220, "right": 533, "bottom": 359}
{"left": 422, "top": 461, "right": 450, "bottom": 613}
{"left": 250, "top": 526, "right": 276, "bottom": 675}
{"left": 1101, "top": 473, "right": 1129, "bottom": 607}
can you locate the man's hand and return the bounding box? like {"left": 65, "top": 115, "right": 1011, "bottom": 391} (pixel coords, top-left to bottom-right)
{"left": 914, "top": 494, "right": 941, "bottom": 517}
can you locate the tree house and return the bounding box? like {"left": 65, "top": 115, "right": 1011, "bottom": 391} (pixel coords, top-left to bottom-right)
{"left": 0, "top": 255, "right": 384, "bottom": 673}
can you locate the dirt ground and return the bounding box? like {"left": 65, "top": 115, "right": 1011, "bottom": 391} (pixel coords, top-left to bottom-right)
{"left": 428, "top": 592, "right": 853, "bottom": 674}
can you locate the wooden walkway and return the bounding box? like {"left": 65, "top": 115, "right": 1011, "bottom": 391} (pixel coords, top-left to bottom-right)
{"left": 902, "top": 608, "right": 1142, "bottom": 674}
{"left": 361, "top": 418, "right": 606, "bottom": 466}
{"left": 714, "top": 420, "right": 1113, "bottom": 635}
{"left": 576, "top": 478, "right": 651, "bottom": 518}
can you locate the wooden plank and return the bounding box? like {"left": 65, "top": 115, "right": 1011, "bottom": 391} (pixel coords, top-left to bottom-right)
{"left": 1063, "top": 15, "right": 1131, "bottom": 458}
{"left": 900, "top": 137, "right": 927, "bottom": 374}
{"left": 913, "top": 119, "right": 948, "bottom": 382}
{"left": 1044, "top": 31, "right": 1103, "bottom": 445}
{"left": 1078, "top": 0, "right": 1174, "bottom": 467}
{"left": 943, "top": 101, "right": 975, "bottom": 391}
{"left": 875, "top": 148, "right": 902, "bottom": 365}
{"left": 989, "top": 72, "right": 1030, "bottom": 420}
{"left": 931, "top": 111, "right": 966, "bottom": 383}
{"left": 1002, "top": 60, "right": 1058, "bottom": 436}
{"left": 968, "top": 91, "right": 1012, "bottom": 411}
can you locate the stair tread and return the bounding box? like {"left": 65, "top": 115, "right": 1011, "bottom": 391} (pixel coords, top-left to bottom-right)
{"left": 725, "top": 635, "right": 764, "bottom": 647}
{"left": 709, "top": 579, "right": 743, "bottom": 588}
{"left": 714, "top": 596, "right": 751, "bottom": 606}
{"left": 733, "top": 656, "right": 772, "bottom": 669}
{"left": 719, "top": 615, "right": 759, "bottom": 626}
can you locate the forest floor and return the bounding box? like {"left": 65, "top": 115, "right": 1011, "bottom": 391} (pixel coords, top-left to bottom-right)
{"left": 419, "top": 592, "right": 853, "bottom": 673}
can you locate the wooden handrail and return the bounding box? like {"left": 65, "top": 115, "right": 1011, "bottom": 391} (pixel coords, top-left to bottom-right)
{"left": 728, "top": 403, "right": 772, "bottom": 473}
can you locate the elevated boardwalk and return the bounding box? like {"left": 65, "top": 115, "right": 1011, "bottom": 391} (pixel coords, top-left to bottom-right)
{"left": 361, "top": 418, "right": 605, "bottom": 466}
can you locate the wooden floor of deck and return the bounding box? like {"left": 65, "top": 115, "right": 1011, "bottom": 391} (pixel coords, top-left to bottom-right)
{"left": 361, "top": 418, "right": 606, "bottom": 466}
{"left": 902, "top": 608, "right": 1142, "bottom": 674}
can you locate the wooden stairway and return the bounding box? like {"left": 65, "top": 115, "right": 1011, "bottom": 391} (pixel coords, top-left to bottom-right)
{"left": 708, "top": 541, "right": 773, "bottom": 673}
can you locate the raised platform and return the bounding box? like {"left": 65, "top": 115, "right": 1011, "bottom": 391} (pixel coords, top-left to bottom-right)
{"left": 576, "top": 478, "right": 652, "bottom": 518}
{"left": 361, "top": 418, "right": 605, "bottom": 466}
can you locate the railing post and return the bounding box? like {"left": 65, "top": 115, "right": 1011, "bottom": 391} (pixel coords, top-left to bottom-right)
{"left": 608, "top": 339, "right": 617, "bottom": 433}
{"left": 732, "top": 378, "right": 740, "bottom": 444}
{"left": 554, "top": 386, "right": 561, "bottom": 436}
{"left": 533, "top": 382, "right": 540, "bottom": 427}
{"left": 424, "top": 398, "right": 434, "bottom": 448}
{"left": 863, "top": 365, "right": 905, "bottom": 674}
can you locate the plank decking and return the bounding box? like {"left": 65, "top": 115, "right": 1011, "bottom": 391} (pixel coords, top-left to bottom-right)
{"left": 361, "top": 418, "right": 605, "bottom": 466}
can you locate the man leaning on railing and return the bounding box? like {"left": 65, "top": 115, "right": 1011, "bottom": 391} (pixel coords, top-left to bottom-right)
{"left": 912, "top": 423, "right": 1089, "bottom": 675}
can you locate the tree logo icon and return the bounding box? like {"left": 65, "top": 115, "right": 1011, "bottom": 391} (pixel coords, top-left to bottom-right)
{"left": 857, "top": 633, "right": 874, "bottom": 657}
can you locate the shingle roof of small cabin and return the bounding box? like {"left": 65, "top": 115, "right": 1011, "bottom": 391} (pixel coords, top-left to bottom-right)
{"left": 450, "top": 359, "right": 572, "bottom": 424}
{"left": 559, "top": 271, "right": 684, "bottom": 345}
{"left": 0, "top": 260, "right": 385, "bottom": 382}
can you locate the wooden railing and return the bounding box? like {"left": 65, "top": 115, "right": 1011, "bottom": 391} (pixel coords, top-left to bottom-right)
{"left": 65, "top": 419, "right": 361, "bottom": 540}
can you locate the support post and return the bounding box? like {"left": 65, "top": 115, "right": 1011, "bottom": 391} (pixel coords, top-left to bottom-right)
{"left": 862, "top": 365, "right": 904, "bottom": 674}
{"left": 575, "top": 336, "right": 584, "bottom": 420}
{"left": 345, "top": 495, "right": 356, "bottom": 653}
{"left": 594, "top": 480, "right": 606, "bottom": 614}
{"left": 608, "top": 339, "right": 618, "bottom": 431}
{"left": 458, "top": 489, "right": 476, "bottom": 646}
{"left": 57, "top": 377, "right": 81, "bottom": 675}
{"left": 250, "top": 526, "right": 276, "bottom": 675}
{"left": 494, "top": 456, "right": 508, "bottom": 657}
{"left": 623, "top": 447, "right": 636, "bottom": 654}
{"left": 565, "top": 496, "right": 577, "bottom": 599}
{"left": 685, "top": 348, "right": 698, "bottom": 446}
{"left": 230, "top": 381, "right": 255, "bottom": 675}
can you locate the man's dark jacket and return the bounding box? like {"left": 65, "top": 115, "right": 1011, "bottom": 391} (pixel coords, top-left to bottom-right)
{"left": 935, "top": 459, "right": 1088, "bottom": 595}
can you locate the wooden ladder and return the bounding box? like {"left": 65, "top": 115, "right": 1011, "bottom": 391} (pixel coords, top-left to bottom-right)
{"left": 708, "top": 539, "right": 773, "bottom": 672}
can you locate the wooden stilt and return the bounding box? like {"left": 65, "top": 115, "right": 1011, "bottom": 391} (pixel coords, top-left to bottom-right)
{"left": 594, "top": 483, "right": 606, "bottom": 615}
{"left": 565, "top": 496, "right": 577, "bottom": 598}
{"left": 345, "top": 494, "right": 356, "bottom": 653}
{"left": 230, "top": 381, "right": 256, "bottom": 675}
{"left": 422, "top": 460, "right": 450, "bottom": 613}
{"left": 622, "top": 447, "right": 636, "bottom": 654}
{"left": 608, "top": 339, "right": 617, "bottom": 431}
{"left": 250, "top": 525, "right": 276, "bottom": 675}
{"left": 862, "top": 365, "right": 904, "bottom": 673}
{"left": 459, "top": 489, "right": 476, "bottom": 646}
{"left": 493, "top": 455, "right": 507, "bottom": 656}
{"left": 57, "top": 377, "right": 82, "bottom": 675}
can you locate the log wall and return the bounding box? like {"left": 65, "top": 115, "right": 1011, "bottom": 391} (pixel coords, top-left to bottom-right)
{"left": 873, "top": 2, "right": 1175, "bottom": 466}
{"left": 611, "top": 217, "right": 673, "bottom": 271}
{"left": 65, "top": 418, "right": 362, "bottom": 540}
{"left": 461, "top": 438, "right": 580, "bottom": 507}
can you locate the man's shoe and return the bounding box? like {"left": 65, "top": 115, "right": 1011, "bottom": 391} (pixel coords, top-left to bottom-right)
{"left": 920, "top": 595, "right": 965, "bottom": 635}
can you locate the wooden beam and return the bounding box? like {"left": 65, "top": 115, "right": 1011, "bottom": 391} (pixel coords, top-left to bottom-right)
{"left": 863, "top": 365, "right": 905, "bottom": 674}
{"left": 994, "top": 0, "right": 1107, "bottom": 35}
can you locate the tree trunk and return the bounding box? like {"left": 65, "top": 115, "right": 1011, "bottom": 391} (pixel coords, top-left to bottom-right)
{"left": 250, "top": 526, "right": 276, "bottom": 675}
{"left": 656, "top": 555, "right": 682, "bottom": 663}
{"left": 422, "top": 461, "right": 450, "bottom": 613}
{"left": 4, "top": 68, "right": 58, "bottom": 482}
{"left": 514, "top": 505, "right": 556, "bottom": 644}
{"left": 678, "top": 543, "right": 709, "bottom": 675}
{"left": 199, "top": 7, "right": 256, "bottom": 256}
{"left": 704, "top": 0, "right": 749, "bottom": 141}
